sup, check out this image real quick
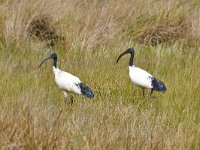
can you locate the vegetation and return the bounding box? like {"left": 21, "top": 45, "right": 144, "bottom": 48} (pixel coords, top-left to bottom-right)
{"left": 0, "top": 0, "right": 200, "bottom": 149}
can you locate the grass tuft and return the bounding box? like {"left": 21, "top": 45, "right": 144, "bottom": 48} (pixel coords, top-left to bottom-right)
{"left": 27, "top": 15, "right": 59, "bottom": 47}
{"left": 136, "top": 20, "right": 191, "bottom": 45}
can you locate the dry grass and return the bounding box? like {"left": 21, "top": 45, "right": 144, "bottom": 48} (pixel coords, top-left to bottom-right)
{"left": 0, "top": 0, "right": 200, "bottom": 149}
{"left": 136, "top": 20, "right": 191, "bottom": 45}
{"left": 27, "top": 15, "right": 58, "bottom": 46}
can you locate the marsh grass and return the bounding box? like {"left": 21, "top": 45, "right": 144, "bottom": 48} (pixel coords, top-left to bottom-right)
{"left": 0, "top": 0, "right": 200, "bottom": 149}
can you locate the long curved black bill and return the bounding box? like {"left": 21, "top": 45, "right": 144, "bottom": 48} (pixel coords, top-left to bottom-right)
{"left": 116, "top": 49, "right": 130, "bottom": 64}
{"left": 39, "top": 53, "right": 55, "bottom": 68}
{"left": 39, "top": 57, "right": 50, "bottom": 68}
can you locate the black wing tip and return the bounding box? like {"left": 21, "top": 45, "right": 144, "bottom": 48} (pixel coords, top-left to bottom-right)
{"left": 86, "top": 91, "right": 94, "bottom": 98}
{"left": 151, "top": 78, "right": 167, "bottom": 93}
{"left": 84, "top": 90, "right": 95, "bottom": 99}
{"left": 79, "top": 83, "right": 94, "bottom": 99}
{"left": 160, "top": 86, "right": 167, "bottom": 92}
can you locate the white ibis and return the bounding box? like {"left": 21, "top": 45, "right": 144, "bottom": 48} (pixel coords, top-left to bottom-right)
{"left": 39, "top": 53, "right": 94, "bottom": 105}
{"left": 116, "top": 48, "right": 166, "bottom": 96}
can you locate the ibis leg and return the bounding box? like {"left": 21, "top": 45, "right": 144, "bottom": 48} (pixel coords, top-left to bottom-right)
{"left": 142, "top": 88, "right": 145, "bottom": 97}
{"left": 63, "top": 92, "right": 70, "bottom": 107}
{"left": 70, "top": 96, "right": 75, "bottom": 105}
{"left": 150, "top": 89, "right": 154, "bottom": 95}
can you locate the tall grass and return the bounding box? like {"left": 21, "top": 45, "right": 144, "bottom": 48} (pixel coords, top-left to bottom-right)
{"left": 0, "top": 0, "right": 200, "bottom": 149}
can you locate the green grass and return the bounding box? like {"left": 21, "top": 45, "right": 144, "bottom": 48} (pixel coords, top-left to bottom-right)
{"left": 1, "top": 45, "right": 200, "bottom": 149}
{"left": 0, "top": 0, "right": 200, "bottom": 149}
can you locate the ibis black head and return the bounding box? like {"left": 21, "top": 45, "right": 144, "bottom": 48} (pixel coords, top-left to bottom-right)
{"left": 116, "top": 48, "right": 135, "bottom": 66}
{"left": 39, "top": 53, "right": 58, "bottom": 68}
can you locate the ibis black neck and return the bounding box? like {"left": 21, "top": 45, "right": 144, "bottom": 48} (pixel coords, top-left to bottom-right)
{"left": 52, "top": 55, "right": 57, "bottom": 68}
{"left": 129, "top": 52, "right": 134, "bottom": 66}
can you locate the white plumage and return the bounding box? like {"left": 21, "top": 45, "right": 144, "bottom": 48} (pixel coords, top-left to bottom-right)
{"left": 117, "top": 48, "right": 166, "bottom": 96}
{"left": 39, "top": 53, "right": 94, "bottom": 105}
{"left": 129, "top": 66, "right": 153, "bottom": 89}
{"left": 53, "top": 67, "right": 82, "bottom": 94}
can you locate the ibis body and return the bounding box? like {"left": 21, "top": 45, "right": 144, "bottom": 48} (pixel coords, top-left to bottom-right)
{"left": 39, "top": 53, "right": 94, "bottom": 104}
{"left": 116, "top": 48, "right": 166, "bottom": 96}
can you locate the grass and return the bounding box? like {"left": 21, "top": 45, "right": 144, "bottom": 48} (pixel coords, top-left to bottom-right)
{"left": 0, "top": 0, "right": 200, "bottom": 149}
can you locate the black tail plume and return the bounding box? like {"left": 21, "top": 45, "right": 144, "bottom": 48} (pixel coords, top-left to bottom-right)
{"left": 151, "top": 78, "right": 167, "bottom": 92}
{"left": 79, "top": 83, "right": 94, "bottom": 98}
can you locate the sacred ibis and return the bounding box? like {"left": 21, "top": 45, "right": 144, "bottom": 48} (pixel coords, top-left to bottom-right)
{"left": 116, "top": 48, "right": 166, "bottom": 96}
{"left": 39, "top": 53, "right": 94, "bottom": 106}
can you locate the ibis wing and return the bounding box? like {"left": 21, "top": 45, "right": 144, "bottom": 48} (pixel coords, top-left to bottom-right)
{"left": 55, "top": 70, "right": 94, "bottom": 97}
{"left": 129, "top": 66, "right": 153, "bottom": 89}
{"left": 55, "top": 71, "right": 82, "bottom": 94}
{"left": 129, "top": 66, "right": 167, "bottom": 92}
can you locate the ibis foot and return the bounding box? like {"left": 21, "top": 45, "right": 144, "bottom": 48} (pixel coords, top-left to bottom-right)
{"left": 70, "top": 96, "right": 75, "bottom": 105}
{"left": 65, "top": 97, "right": 75, "bottom": 108}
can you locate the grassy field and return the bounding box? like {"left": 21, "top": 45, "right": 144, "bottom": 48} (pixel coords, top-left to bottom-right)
{"left": 0, "top": 0, "right": 200, "bottom": 149}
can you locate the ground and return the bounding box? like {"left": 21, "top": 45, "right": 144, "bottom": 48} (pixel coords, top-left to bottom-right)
{"left": 0, "top": 0, "right": 200, "bottom": 149}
